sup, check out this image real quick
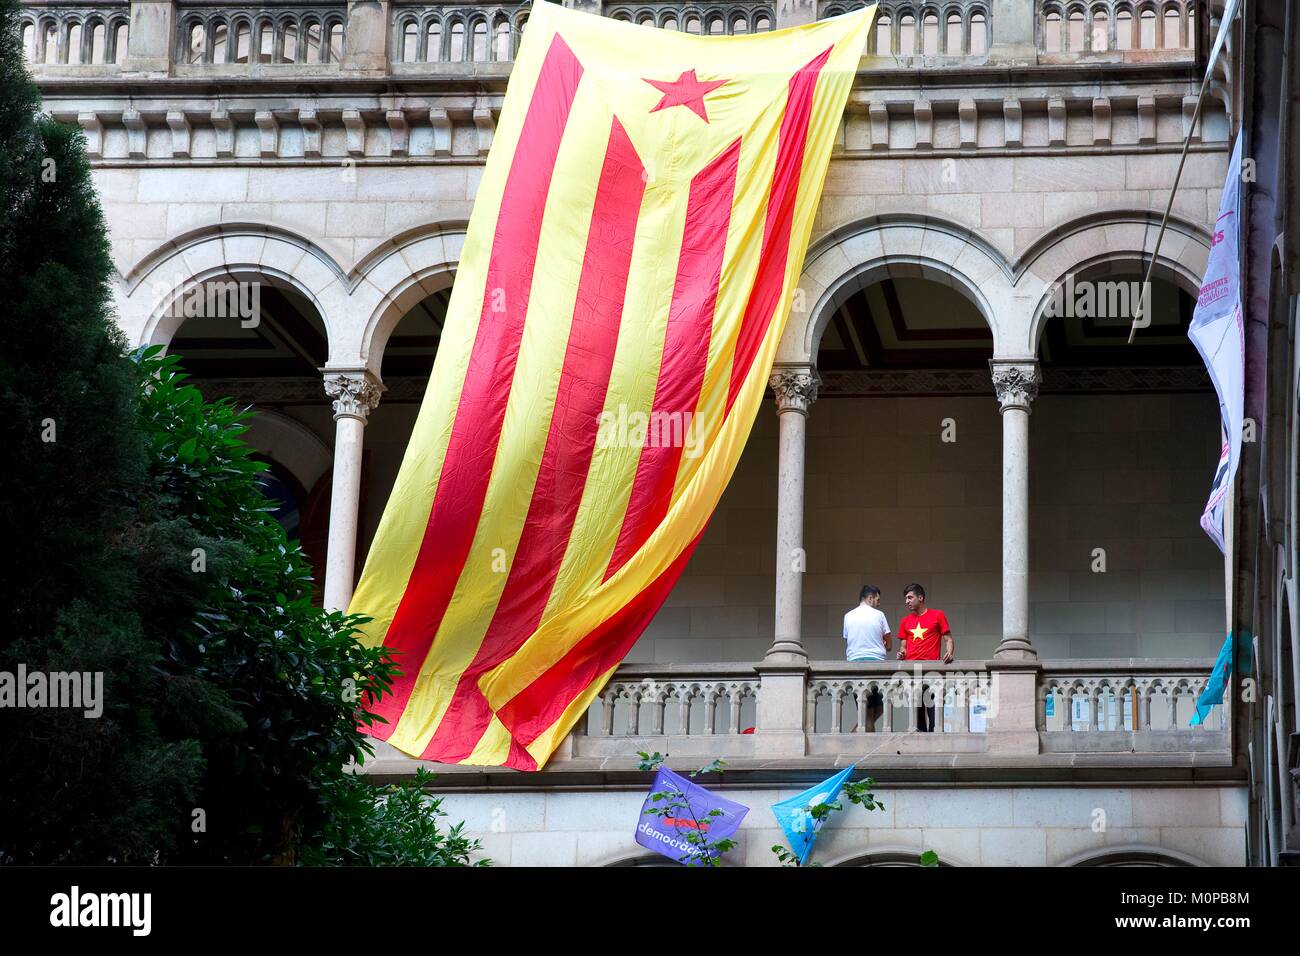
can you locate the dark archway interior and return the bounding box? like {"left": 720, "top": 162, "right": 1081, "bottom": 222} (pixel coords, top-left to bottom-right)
{"left": 818, "top": 275, "right": 993, "bottom": 370}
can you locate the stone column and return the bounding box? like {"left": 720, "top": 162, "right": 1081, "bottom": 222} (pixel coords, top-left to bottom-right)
{"left": 991, "top": 360, "right": 1040, "bottom": 660}
{"left": 987, "top": 0, "right": 1038, "bottom": 63}
{"left": 322, "top": 370, "right": 383, "bottom": 611}
{"left": 124, "top": 0, "right": 176, "bottom": 74}
{"left": 766, "top": 365, "right": 818, "bottom": 664}
{"left": 987, "top": 360, "right": 1042, "bottom": 754}
{"left": 776, "top": 0, "right": 819, "bottom": 30}
{"left": 341, "top": 0, "right": 392, "bottom": 74}
{"left": 753, "top": 366, "right": 817, "bottom": 756}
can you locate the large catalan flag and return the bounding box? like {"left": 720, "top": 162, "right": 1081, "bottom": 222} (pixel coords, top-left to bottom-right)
{"left": 351, "top": 1, "right": 876, "bottom": 769}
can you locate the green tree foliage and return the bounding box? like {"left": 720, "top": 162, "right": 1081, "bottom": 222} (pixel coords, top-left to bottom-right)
{"left": 131, "top": 348, "right": 396, "bottom": 862}
{"left": 0, "top": 3, "right": 479, "bottom": 864}
{"left": 301, "top": 769, "right": 488, "bottom": 867}
{"left": 0, "top": 0, "right": 204, "bottom": 863}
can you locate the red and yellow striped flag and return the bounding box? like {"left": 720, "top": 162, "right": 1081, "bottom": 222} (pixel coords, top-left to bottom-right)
{"left": 351, "top": 1, "right": 876, "bottom": 769}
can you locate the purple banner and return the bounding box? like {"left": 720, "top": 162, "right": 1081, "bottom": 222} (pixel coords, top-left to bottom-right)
{"left": 635, "top": 767, "right": 749, "bottom": 864}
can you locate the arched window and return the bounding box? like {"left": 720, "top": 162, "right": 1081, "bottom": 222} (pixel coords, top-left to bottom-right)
{"left": 1067, "top": 9, "right": 1086, "bottom": 50}
{"left": 42, "top": 22, "right": 57, "bottom": 64}
{"left": 899, "top": 14, "right": 916, "bottom": 53}
{"left": 755, "top": 15, "right": 771, "bottom": 32}
{"left": 1139, "top": 8, "right": 1157, "bottom": 48}
{"left": 1162, "top": 5, "right": 1181, "bottom": 47}
{"left": 89, "top": 21, "right": 106, "bottom": 62}
{"left": 494, "top": 20, "right": 510, "bottom": 60}
{"left": 326, "top": 21, "right": 343, "bottom": 62}
{"left": 685, "top": 16, "right": 701, "bottom": 35}
{"left": 232, "top": 21, "right": 250, "bottom": 63}
{"left": 875, "top": 15, "right": 892, "bottom": 54}
{"left": 187, "top": 22, "right": 205, "bottom": 64}
{"left": 471, "top": 19, "right": 488, "bottom": 61}
{"left": 921, "top": 12, "right": 939, "bottom": 54}
{"left": 425, "top": 21, "right": 442, "bottom": 61}
{"left": 1091, "top": 9, "right": 1108, "bottom": 50}
{"left": 400, "top": 19, "right": 417, "bottom": 61}
{"left": 708, "top": 15, "right": 725, "bottom": 35}
{"left": 945, "top": 12, "right": 962, "bottom": 53}
{"left": 210, "top": 21, "right": 228, "bottom": 63}
{"left": 1116, "top": 8, "right": 1134, "bottom": 49}
{"left": 283, "top": 22, "right": 299, "bottom": 62}
{"left": 303, "top": 21, "right": 321, "bottom": 63}
{"left": 733, "top": 15, "right": 749, "bottom": 35}
{"left": 1044, "top": 11, "right": 1062, "bottom": 53}
{"left": 257, "top": 22, "right": 273, "bottom": 62}
{"left": 1187, "top": 5, "right": 1195, "bottom": 52}
{"left": 663, "top": 16, "right": 679, "bottom": 31}
{"left": 970, "top": 11, "right": 987, "bottom": 53}
{"left": 67, "top": 22, "right": 83, "bottom": 63}
{"left": 449, "top": 21, "right": 465, "bottom": 61}
{"left": 113, "top": 22, "right": 128, "bottom": 63}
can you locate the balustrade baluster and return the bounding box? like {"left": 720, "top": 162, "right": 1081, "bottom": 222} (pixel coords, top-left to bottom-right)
{"left": 601, "top": 690, "right": 615, "bottom": 736}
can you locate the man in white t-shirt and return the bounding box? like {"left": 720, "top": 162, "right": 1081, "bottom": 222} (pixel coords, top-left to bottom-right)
{"left": 844, "top": 585, "right": 892, "bottom": 661}
{"left": 843, "top": 585, "right": 891, "bottom": 731}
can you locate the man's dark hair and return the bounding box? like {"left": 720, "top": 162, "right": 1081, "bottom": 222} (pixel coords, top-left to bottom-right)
{"left": 904, "top": 582, "right": 926, "bottom": 600}
{"left": 859, "top": 585, "right": 881, "bottom": 602}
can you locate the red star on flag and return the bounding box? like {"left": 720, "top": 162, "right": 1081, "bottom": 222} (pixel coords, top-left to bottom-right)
{"left": 644, "top": 69, "right": 729, "bottom": 123}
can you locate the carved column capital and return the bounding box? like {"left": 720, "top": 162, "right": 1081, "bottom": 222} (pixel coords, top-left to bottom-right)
{"left": 769, "top": 365, "right": 819, "bottom": 416}
{"left": 322, "top": 369, "right": 384, "bottom": 422}
{"left": 990, "top": 360, "right": 1041, "bottom": 413}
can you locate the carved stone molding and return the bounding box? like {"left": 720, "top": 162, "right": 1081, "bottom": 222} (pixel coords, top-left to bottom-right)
{"left": 769, "top": 366, "right": 819, "bottom": 415}
{"left": 323, "top": 370, "right": 384, "bottom": 422}
{"left": 990, "top": 360, "right": 1041, "bottom": 412}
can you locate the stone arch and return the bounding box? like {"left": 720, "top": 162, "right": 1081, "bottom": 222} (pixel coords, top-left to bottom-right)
{"left": 1061, "top": 844, "right": 1207, "bottom": 866}
{"left": 242, "top": 409, "right": 333, "bottom": 495}
{"left": 350, "top": 222, "right": 466, "bottom": 378}
{"left": 824, "top": 846, "right": 964, "bottom": 866}
{"left": 1015, "top": 210, "right": 1212, "bottom": 356}
{"left": 783, "top": 214, "right": 1014, "bottom": 365}
{"left": 596, "top": 849, "right": 679, "bottom": 867}
{"left": 120, "top": 223, "right": 349, "bottom": 358}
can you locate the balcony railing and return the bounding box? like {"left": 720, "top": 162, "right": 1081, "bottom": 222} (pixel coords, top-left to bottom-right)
{"left": 1037, "top": 0, "right": 1198, "bottom": 58}
{"left": 18, "top": 3, "right": 130, "bottom": 69}
{"left": 19, "top": 0, "right": 1206, "bottom": 78}
{"left": 556, "top": 656, "right": 1228, "bottom": 764}
{"left": 174, "top": 3, "right": 347, "bottom": 70}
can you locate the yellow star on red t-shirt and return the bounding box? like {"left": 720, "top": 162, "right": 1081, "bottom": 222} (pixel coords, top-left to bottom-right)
{"left": 909, "top": 624, "right": 927, "bottom": 641}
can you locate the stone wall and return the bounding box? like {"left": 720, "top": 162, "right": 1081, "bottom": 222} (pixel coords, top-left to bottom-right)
{"left": 434, "top": 784, "right": 1248, "bottom": 866}
{"left": 627, "top": 391, "right": 1225, "bottom": 663}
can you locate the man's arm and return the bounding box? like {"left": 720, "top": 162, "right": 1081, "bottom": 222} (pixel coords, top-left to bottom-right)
{"left": 883, "top": 628, "right": 892, "bottom": 654}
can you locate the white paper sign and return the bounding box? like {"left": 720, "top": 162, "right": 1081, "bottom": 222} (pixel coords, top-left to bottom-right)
{"left": 1188, "top": 136, "right": 1245, "bottom": 552}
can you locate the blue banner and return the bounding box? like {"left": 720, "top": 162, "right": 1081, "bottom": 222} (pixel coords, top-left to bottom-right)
{"left": 770, "top": 766, "right": 855, "bottom": 865}
{"left": 1191, "top": 631, "right": 1249, "bottom": 726}
{"left": 635, "top": 767, "right": 749, "bottom": 865}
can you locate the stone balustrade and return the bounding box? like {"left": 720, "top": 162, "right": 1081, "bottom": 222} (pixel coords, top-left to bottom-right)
{"left": 549, "top": 655, "right": 1227, "bottom": 766}
{"left": 1039, "top": 659, "right": 1229, "bottom": 753}
{"left": 19, "top": 2, "right": 130, "bottom": 67}
{"left": 174, "top": 3, "right": 347, "bottom": 68}
{"left": 1038, "top": 0, "right": 1198, "bottom": 56}
{"left": 808, "top": 661, "right": 992, "bottom": 734}
{"left": 19, "top": 0, "right": 1205, "bottom": 77}
{"left": 581, "top": 664, "right": 760, "bottom": 738}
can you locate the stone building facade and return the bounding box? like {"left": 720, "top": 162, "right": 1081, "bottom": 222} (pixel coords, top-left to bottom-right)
{"left": 23, "top": 0, "right": 1263, "bottom": 864}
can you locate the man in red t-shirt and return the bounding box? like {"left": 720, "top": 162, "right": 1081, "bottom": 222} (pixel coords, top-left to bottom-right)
{"left": 895, "top": 583, "right": 954, "bottom": 732}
